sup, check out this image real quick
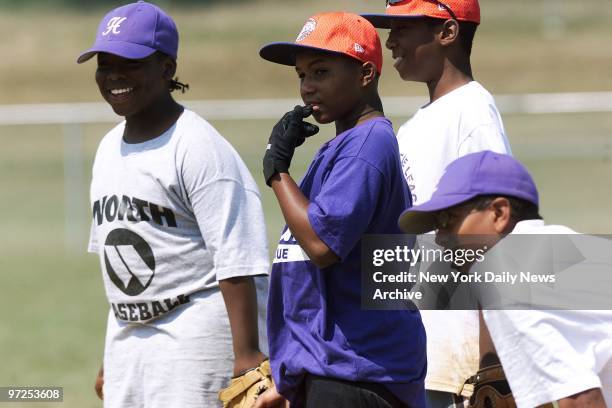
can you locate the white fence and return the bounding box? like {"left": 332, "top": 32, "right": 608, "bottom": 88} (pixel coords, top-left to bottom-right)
{"left": 2, "top": 92, "right": 612, "bottom": 125}
{"left": 2, "top": 91, "right": 612, "bottom": 251}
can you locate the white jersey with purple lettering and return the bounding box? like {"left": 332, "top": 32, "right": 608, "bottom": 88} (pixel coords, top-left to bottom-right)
{"left": 88, "top": 108, "right": 270, "bottom": 322}
{"left": 397, "top": 81, "right": 511, "bottom": 206}
{"left": 397, "top": 81, "right": 512, "bottom": 396}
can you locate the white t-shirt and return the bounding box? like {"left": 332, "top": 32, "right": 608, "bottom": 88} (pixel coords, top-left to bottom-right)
{"left": 88, "top": 109, "right": 270, "bottom": 322}
{"left": 397, "top": 81, "right": 512, "bottom": 205}
{"left": 483, "top": 220, "right": 612, "bottom": 408}
{"left": 397, "top": 81, "right": 512, "bottom": 395}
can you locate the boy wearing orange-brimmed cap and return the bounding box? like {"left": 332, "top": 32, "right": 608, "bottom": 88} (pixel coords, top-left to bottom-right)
{"left": 363, "top": 1, "right": 513, "bottom": 407}
{"left": 255, "top": 11, "right": 426, "bottom": 408}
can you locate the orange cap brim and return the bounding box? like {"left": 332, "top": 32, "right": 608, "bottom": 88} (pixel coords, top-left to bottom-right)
{"left": 361, "top": 14, "right": 428, "bottom": 29}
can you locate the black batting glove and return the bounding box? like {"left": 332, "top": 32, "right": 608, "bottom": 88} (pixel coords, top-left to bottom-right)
{"left": 263, "top": 105, "right": 319, "bottom": 186}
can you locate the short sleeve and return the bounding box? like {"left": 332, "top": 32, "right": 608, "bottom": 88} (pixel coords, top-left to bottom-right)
{"left": 190, "top": 179, "right": 270, "bottom": 281}
{"left": 458, "top": 123, "right": 512, "bottom": 156}
{"left": 307, "top": 156, "right": 385, "bottom": 261}
{"left": 483, "top": 310, "right": 602, "bottom": 407}
{"left": 178, "top": 119, "right": 270, "bottom": 281}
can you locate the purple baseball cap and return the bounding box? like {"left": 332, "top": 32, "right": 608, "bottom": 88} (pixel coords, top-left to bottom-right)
{"left": 398, "top": 151, "right": 539, "bottom": 234}
{"left": 77, "top": 1, "right": 178, "bottom": 64}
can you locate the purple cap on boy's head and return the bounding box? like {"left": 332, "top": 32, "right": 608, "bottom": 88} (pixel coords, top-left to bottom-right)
{"left": 77, "top": 1, "right": 178, "bottom": 64}
{"left": 398, "top": 151, "right": 539, "bottom": 234}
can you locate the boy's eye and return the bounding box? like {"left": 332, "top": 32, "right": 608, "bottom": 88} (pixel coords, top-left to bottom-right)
{"left": 391, "top": 26, "right": 412, "bottom": 35}
{"left": 314, "top": 69, "right": 327, "bottom": 76}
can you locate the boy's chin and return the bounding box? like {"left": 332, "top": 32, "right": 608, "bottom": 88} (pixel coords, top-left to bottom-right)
{"left": 312, "top": 111, "right": 334, "bottom": 125}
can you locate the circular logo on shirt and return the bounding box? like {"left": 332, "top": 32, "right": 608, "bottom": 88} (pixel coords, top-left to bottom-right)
{"left": 103, "top": 228, "right": 155, "bottom": 296}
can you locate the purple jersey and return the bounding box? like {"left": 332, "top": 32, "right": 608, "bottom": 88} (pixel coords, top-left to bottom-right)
{"left": 268, "top": 117, "right": 426, "bottom": 407}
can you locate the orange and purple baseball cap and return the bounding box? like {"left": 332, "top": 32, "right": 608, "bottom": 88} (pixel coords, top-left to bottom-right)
{"left": 259, "top": 11, "right": 383, "bottom": 74}
{"left": 77, "top": 1, "right": 178, "bottom": 64}
{"left": 398, "top": 151, "right": 539, "bottom": 234}
{"left": 362, "top": 0, "right": 480, "bottom": 29}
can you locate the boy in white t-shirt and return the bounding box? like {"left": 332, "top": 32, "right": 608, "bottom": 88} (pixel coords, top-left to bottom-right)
{"left": 77, "top": 2, "right": 269, "bottom": 407}
{"left": 364, "top": 1, "right": 511, "bottom": 406}
{"left": 398, "top": 151, "right": 612, "bottom": 408}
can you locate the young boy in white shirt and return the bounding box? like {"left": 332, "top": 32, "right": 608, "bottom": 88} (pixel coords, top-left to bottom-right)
{"left": 364, "top": 1, "right": 512, "bottom": 406}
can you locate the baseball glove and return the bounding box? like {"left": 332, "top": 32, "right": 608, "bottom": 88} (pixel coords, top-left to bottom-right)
{"left": 466, "top": 364, "right": 516, "bottom": 408}
{"left": 218, "top": 359, "right": 274, "bottom": 408}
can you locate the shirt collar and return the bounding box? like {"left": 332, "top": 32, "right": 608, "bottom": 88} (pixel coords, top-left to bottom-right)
{"left": 512, "top": 219, "right": 545, "bottom": 233}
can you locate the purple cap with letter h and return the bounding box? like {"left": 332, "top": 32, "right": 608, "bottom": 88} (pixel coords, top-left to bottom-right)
{"left": 398, "top": 151, "right": 539, "bottom": 234}
{"left": 77, "top": 1, "right": 178, "bottom": 64}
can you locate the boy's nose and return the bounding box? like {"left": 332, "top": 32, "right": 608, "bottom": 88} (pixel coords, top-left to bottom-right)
{"left": 105, "top": 65, "right": 128, "bottom": 81}
{"left": 107, "top": 71, "right": 122, "bottom": 80}
{"left": 300, "top": 79, "right": 316, "bottom": 96}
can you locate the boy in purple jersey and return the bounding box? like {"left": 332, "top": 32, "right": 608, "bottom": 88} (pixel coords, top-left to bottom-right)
{"left": 255, "top": 12, "right": 426, "bottom": 408}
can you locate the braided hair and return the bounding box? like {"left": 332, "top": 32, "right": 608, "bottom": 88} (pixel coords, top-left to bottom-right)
{"left": 170, "top": 77, "right": 189, "bottom": 93}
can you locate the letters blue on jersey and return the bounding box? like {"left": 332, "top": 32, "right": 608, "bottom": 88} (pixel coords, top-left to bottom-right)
{"left": 268, "top": 117, "right": 427, "bottom": 407}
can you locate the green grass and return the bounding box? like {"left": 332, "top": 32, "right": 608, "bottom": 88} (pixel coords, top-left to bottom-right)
{"left": 1, "top": 112, "right": 612, "bottom": 407}
{"left": 1, "top": 0, "right": 611, "bottom": 104}
{"left": 0, "top": 252, "right": 106, "bottom": 408}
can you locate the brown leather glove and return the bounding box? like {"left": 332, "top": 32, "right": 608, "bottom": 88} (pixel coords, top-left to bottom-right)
{"left": 218, "top": 359, "right": 274, "bottom": 408}
{"left": 467, "top": 364, "right": 517, "bottom": 408}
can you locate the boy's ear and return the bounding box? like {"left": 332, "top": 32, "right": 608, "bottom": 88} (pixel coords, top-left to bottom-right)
{"left": 438, "top": 19, "right": 460, "bottom": 46}
{"left": 360, "top": 62, "right": 377, "bottom": 87}
{"left": 162, "top": 56, "right": 177, "bottom": 80}
{"left": 490, "top": 197, "right": 513, "bottom": 234}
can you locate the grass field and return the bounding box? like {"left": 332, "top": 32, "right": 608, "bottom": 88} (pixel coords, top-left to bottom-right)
{"left": 0, "top": 0, "right": 611, "bottom": 407}
{"left": 1, "top": 116, "right": 611, "bottom": 408}
{"left": 1, "top": 0, "right": 612, "bottom": 103}
{"left": 2, "top": 112, "right": 612, "bottom": 407}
